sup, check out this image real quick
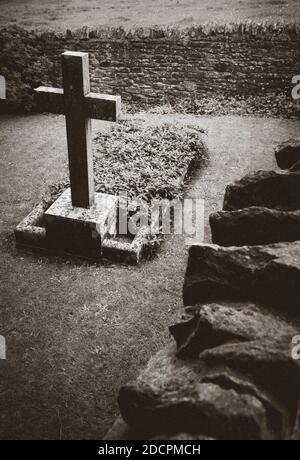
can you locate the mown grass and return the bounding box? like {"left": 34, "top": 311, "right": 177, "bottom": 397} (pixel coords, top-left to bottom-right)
{"left": 2, "top": 113, "right": 298, "bottom": 439}
{"left": 1, "top": 0, "right": 299, "bottom": 30}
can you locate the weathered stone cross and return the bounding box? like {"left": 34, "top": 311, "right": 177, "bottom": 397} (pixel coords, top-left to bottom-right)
{"left": 35, "top": 51, "right": 121, "bottom": 208}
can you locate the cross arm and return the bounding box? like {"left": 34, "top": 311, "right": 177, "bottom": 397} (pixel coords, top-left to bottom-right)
{"left": 35, "top": 87, "right": 121, "bottom": 122}
{"left": 34, "top": 87, "right": 64, "bottom": 114}
{"left": 85, "top": 93, "right": 121, "bottom": 122}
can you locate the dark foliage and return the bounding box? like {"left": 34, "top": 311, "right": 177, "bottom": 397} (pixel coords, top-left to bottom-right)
{"left": 0, "top": 27, "right": 55, "bottom": 113}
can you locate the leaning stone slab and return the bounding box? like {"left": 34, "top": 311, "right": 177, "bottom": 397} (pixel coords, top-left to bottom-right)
{"left": 201, "top": 370, "right": 289, "bottom": 439}
{"left": 200, "top": 336, "right": 300, "bottom": 431}
{"left": 210, "top": 207, "right": 300, "bottom": 246}
{"left": 223, "top": 170, "right": 300, "bottom": 211}
{"left": 170, "top": 302, "right": 296, "bottom": 359}
{"left": 183, "top": 242, "right": 300, "bottom": 311}
{"left": 275, "top": 139, "right": 300, "bottom": 169}
{"left": 118, "top": 345, "right": 273, "bottom": 440}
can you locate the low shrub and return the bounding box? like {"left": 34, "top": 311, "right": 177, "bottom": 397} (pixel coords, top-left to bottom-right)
{"left": 93, "top": 119, "right": 208, "bottom": 202}
{"left": 43, "top": 119, "right": 208, "bottom": 205}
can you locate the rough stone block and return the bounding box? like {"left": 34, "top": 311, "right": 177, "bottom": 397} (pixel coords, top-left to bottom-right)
{"left": 200, "top": 336, "right": 300, "bottom": 429}
{"left": 118, "top": 345, "right": 274, "bottom": 440}
{"left": 183, "top": 242, "right": 300, "bottom": 312}
{"left": 223, "top": 170, "right": 300, "bottom": 211}
{"left": 170, "top": 302, "right": 297, "bottom": 359}
{"left": 210, "top": 207, "right": 300, "bottom": 246}
{"left": 275, "top": 139, "right": 300, "bottom": 169}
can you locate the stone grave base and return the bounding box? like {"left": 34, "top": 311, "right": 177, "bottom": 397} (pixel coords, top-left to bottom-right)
{"left": 44, "top": 188, "right": 118, "bottom": 261}
{"left": 14, "top": 188, "right": 150, "bottom": 264}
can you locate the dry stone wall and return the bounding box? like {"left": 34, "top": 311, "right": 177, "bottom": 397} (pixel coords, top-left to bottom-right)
{"left": 110, "top": 139, "right": 300, "bottom": 440}
{"left": 39, "top": 24, "right": 300, "bottom": 106}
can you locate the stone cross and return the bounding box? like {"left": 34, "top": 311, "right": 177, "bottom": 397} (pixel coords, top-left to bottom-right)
{"left": 35, "top": 51, "right": 121, "bottom": 208}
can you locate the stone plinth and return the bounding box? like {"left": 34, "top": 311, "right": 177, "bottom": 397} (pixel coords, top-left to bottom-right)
{"left": 44, "top": 188, "right": 118, "bottom": 260}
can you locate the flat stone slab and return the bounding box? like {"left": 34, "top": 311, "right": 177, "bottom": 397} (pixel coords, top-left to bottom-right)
{"left": 275, "top": 138, "right": 300, "bottom": 169}
{"left": 118, "top": 344, "right": 275, "bottom": 440}
{"left": 183, "top": 241, "right": 300, "bottom": 312}
{"left": 200, "top": 336, "right": 300, "bottom": 428}
{"left": 170, "top": 302, "right": 297, "bottom": 359}
{"left": 44, "top": 188, "right": 118, "bottom": 260}
{"left": 223, "top": 169, "right": 300, "bottom": 211}
{"left": 45, "top": 188, "right": 118, "bottom": 232}
{"left": 210, "top": 207, "right": 300, "bottom": 246}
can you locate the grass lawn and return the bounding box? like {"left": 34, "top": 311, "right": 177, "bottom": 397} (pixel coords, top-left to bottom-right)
{"left": 1, "top": 0, "right": 300, "bottom": 442}
{"left": 0, "top": 112, "right": 300, "bottom": 438}
{"left": 0, "top": 0, "right": 299, "bottom": 30}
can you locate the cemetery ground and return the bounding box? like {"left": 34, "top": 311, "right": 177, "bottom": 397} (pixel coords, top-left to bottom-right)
{"left": 0, "top": 111, "right": 300, "bottom": 439}
{"left": 1, "top": 0, "right": 299, "bottom": 31}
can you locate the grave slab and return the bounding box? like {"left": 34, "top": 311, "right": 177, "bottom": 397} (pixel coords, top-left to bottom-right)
{"left": 44, "top": 188, "right": 118, "bottom": 260}
{"left": 14, "top": 201, "right": 48, "bottom": 252}
{"left": 15, "top": 51, "right": 145, "bottom": 264}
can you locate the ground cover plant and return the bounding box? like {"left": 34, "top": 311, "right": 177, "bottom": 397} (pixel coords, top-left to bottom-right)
{"left": 0, "top": 27, "right": 56, "bottom": 113}
{"left": 93, "top": 120, "right": 208, "bottom": 201}
{"left": 45, "top": 119, "right": 208, "bottom": 201}
{"left": 42, "top": 119, "right": 208, "bottom": 254}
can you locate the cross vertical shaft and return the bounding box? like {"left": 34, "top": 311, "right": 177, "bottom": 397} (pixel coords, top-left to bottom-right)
{"left": 62, "top": 51, "right": 94, "bottom": 208}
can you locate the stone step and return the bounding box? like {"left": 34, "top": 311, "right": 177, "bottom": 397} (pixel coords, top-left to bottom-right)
{"left": 169, "top": 302, "right": 297, "bottom": 359}
{"left": 223, "top": 169, "right": 300, "bottom": 211}
{"left": 275, "top": 139, "right": 300, "bottom": 170}
{"left": 182, "top": 241, "right": 300, "bottom": 312}
{"left": 118, "top": 344, "right": 276, "bottom": 440}
{"left": 209, "top": 207, "right": 300, "bottom": 246}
